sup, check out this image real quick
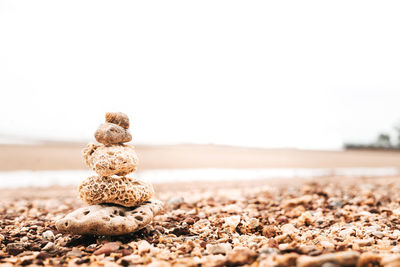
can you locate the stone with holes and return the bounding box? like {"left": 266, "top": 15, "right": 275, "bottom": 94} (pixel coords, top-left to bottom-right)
{"left": 79, "top": 176, "right": 154, "bottom": 207}
{"left": 82, "top": 143, "right": 138, "bottom": 176}
{"left": 55, "top": 200, "right": 164, "bottom": 235}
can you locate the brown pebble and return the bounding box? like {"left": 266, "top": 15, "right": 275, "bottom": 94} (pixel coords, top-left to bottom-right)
{"left": 275, "top": 253, "right": 299, "bottom": 267}
{"left": 297, "top": 251, "right": 360, "bottom": 267}
{"left": 94, "top": 123, "right": 132, "bottom": 145}
{"left": 36, "top": 251, "right": 50, "bottom": 260}
{"left": 76, "top": 258, "right": 90, "bottom": 264}
{"left": 357, "top": 253, "right": 381, "bottom": 267}
{"left": 268, "top": 239, "right": 279, "bottom": 248}
{"left": 185, "top": 217, "right": 195, "bottom": 225}
{"left": 106, "top": 112, "right": 130, "bottom": 129}
{"left": 93, "top": 242, "right": 121, "bottom": 255}
{"left": 262, "top": 225, "right": 276, "bottom": 238}
{"left": 226, "top": 246, "right": 257, "bottom": 266}
{"left": 6, "top": 243, "right": 25, "bottom": 256}
{"left": 200, "top": 241, "right": 207, "bottom": 249}
{"left": 21, "top": 259, "right": 33, "bottom": 266}
{"left": 120, "top": 248, "right": 132, "bottom": 256}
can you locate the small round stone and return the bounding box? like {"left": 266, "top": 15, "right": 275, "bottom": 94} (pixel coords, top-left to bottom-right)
{"left": 105, "top": 112, "right": 130, "bottom": 129}
{"left": 94, "top": 123, "right": 132, "bottom": 145}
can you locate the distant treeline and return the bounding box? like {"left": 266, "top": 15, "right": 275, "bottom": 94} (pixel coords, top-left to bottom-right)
{"left": 345, "top": 122, "right": 400, "bottom": 151}
{"left": 344, "top": 144, "right": 400, "bottom": 151}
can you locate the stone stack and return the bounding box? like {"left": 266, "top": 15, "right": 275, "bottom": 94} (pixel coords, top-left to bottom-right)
{"left": 56, "top": 112, "right": 163, "bottom": 236}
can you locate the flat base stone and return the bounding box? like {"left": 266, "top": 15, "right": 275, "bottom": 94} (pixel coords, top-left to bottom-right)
{"left": 55, "top": 200, "right": 163, "bottom": 236}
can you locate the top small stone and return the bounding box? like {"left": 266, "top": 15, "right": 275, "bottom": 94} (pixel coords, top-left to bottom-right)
{"left": 106, "top": 112, "right": 130, "bottom": 129}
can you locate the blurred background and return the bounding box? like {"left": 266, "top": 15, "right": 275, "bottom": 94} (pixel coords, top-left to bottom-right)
{"left": 1, "top": 1, "right": 400, "bottom": 187}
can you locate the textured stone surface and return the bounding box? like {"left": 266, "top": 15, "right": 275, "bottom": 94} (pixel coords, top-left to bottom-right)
{"left": 82, "top": 143, "right": 138, "bottom": 176}
{"left": 94, "top": 123, "right": 132, "bottom": 145}
{"left": 105, "top": 112, "right": 130, "bottom": 129}
{"left": 79, "top": 176, "right": 154, "bottom": 207}
{"left": 55, "top": 200, "right": 164, "bottom": 236}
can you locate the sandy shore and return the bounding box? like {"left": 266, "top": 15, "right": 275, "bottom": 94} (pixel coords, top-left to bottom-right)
{"left": 1, "top": 177, "right": 400, "bottom": 266}
{"left": 1, "top": 143, "right": 400, "bottom": 171}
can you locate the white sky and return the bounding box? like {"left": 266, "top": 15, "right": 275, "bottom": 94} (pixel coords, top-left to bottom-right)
{"left": 1, "top": 1, "right": 400, "bottom": 149}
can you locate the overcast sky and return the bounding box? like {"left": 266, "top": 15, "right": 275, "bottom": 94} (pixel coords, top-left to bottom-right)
{"left": 1, "top": 1, "right": 400, "bottom": 149}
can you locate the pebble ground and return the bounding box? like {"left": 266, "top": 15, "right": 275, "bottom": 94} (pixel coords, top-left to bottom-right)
{"left": 1, "top": 176, "right": 400, "bottom": 266}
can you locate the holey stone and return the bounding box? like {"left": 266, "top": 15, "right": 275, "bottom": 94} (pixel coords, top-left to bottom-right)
{"left": 55, "top": 200, "right": 164, "bottom": 236}
{"left": 79, "top": 176, "right": 154, "bottom": 207}
{"left": 82, "top": 143, "right": 138, "bottom": 176}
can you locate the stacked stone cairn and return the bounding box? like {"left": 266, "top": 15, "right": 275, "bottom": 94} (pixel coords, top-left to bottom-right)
{"left": 56, "top": 112, "right": 163, "bottom": 236}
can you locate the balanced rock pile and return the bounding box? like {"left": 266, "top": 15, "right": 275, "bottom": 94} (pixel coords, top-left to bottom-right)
{"left": 56, "top": 112, "right": 163, "bottom": 236}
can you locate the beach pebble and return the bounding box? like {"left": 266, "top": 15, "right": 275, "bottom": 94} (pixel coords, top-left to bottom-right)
{"left": 55, "top": 200, "right": 163, "bottom": 235}
{"left": 42, "top": 230, "right": 55, "bottom": 242}
{"left": 6, "top": 243, "right": 25, "bottom": 256}
{"left": 147, "top": 260, "right": 171, "bottom": 267}
{"left": 281, "top": 223, "right": 298, "bottom": 234}
{"left": 224, "top": 215, "right": 241, "bottom": 232}
{"left": 36, "top": 252, "right": 50, "bottom": 260}
{"left": 328, "top": 199, "right": 344, "bottom": 208}
{"left": 321, "top": 263, "right": 340, "bottom": 267}
{"left": 390, "top": 247, "right": 400, "bottom": 253}
{"left": 105, "top": 112, "right": 130, "bottom": 129}
{"left": 138, "top": 240, "right": 152, "bottom": 255}
{"left": 371, "top": 231, "right": 384, "bottom": 238}
{"left": 79, "top": 176, "right": 154, "bottom": 207}
{"left": 320, "top": 241, "right": 334, "bottom": 250}
{"left": 94, "top": 242, "right": 121, "bottom": 255}
{"left": 338, "top": 228, "right": 355, "bottom": 238}
{"left": 274, "top": 253, "right": 299, "bottom": 267}
{"left": 262, "top": 225, "right": 276, "bottom": 238}
{"left": 259, "top": 246, "right": 279, "bottom": 255}
{"left": 82, "top": 143, "right": 138, "bottom": 176}
{"left": 353, "top": 239, "right": 374, "bottom": 247}
{"left": 297, "top": 251, "right": 360, "bottom": 267}
{"left": 167, "top": 196, "right": 184, "bottom": 206}
{"left": 67, "top": 247, "right": 83, "bottom": 257}
{"left": 381, "top": 255, "right": 400, "bottom": 267}
{"left": 298, "top": 211, "right": 314, "bottom": 226}
{"left": 118, "top": 254, "right": 144, "bottom": 265}
{"left": 248, "top": 218, "right": 260, "bottom": 229}
{"left": 284, "top": 195, "right": 313, "bottom": 207}
{"left": 42, "top": 242, "right": 56, "bottom": 252}
{"left": 226, "top": 246, "right": 257, "bottom": 266}
{"left": 95, "top": 123, "right": 132, "bottom": 145}
{"left": 206, "top": 243, "right": 232, "bottom": 255}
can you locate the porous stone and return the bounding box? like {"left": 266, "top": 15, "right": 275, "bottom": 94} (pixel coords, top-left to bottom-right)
{"left": 106, "top": 112, "right": 130, "bottom": 129}
{"left": 55, "top": 200, "right": 164, "bottom": 236}
{"left": 82, "top": 143, "right": 138, "bottom": 176}
{"left": 95, "top": 123, "right": 132, "bottom": 145}
{"left": 79, "top": 176, "right": 154, "bottom": 207}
